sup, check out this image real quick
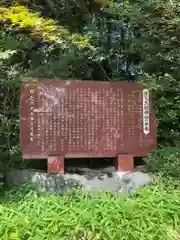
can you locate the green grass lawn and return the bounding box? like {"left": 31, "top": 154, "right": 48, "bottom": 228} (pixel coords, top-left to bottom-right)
{"left": 0, "top": 175, "right": 179, "bottom": 240}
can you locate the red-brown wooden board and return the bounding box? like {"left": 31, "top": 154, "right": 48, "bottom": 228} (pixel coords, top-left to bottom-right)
{"left": 20, "top": 78, "right": 157, "bottom": 159}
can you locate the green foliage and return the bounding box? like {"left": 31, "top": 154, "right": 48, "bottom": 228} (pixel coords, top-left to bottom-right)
{"left": 0, "top": 5, "right": 90, "bottom": 48}
{"left": 0, "top": 177, "right": 180, "bottom": 240}
{"left": 145, "top": 147, "right": 180, "bottom": 179}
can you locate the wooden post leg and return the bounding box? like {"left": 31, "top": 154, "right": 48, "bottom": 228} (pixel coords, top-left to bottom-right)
{"left": 48, "top": 156, "right": 64, "bottom": 174}
{"left": 116, "top": 155, "right": 134, "bottom": 172}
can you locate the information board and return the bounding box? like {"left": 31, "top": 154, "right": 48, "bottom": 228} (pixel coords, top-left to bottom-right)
{"left": 20, "top": 79, "right": 157, "bottom": 159}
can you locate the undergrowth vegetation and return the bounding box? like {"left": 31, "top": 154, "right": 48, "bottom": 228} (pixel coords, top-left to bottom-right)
{"left": 145, "top": 147, "right": 180, "bottom": 179}
{"left": 0, "top": 175, "right": 179, "bottom": 240}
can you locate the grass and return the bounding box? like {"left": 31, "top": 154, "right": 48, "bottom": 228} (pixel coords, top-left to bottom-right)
{"left": 0, "top": 175, "right": 179, "bottom": 240}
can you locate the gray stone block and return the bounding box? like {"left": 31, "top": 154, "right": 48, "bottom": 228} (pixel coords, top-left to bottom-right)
{"left": 117, "top": 171, "right": 151, "bottom": 194}
{"left": 6, "top": 169, "right": 151, "bottom": 195}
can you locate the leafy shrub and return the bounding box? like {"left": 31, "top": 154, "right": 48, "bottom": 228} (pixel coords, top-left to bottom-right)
{"left": 145, "top": 147, "right": 180, "bottom": 179}
{"left": 0, "top": 177, "right": 180, "bottom": 240}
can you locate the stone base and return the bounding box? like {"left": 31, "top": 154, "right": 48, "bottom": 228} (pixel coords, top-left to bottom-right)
{"left": 6, "top": 169, "right": 80, "bottom": 194}
{"left": 6, "top": 168, "right": 151, "bottom": 195}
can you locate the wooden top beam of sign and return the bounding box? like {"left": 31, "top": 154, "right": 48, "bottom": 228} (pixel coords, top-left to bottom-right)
{"left": 20, "top": 79, "right": 157, "bottom": 159}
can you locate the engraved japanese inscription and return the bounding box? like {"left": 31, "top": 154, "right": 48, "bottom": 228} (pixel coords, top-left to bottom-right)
{"left": 20, "top": 80, "right": 157, "bottom": 158}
